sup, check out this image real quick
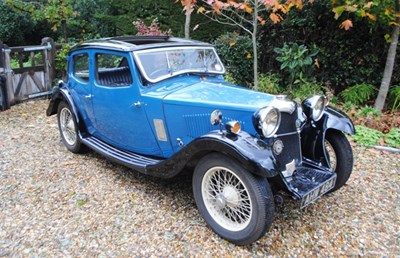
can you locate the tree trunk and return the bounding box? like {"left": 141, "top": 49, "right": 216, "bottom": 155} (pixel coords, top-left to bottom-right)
{"left": 252, "top": 7, "right": 258, "bottom": 90}
{"left": 61, "top": 20, "right": 68, "bottom": 42}
{"left": 374, "top": 4, "right": 400, "bottom": 111}
{"left": 185, "top": 12, "right": 191, "bottom": 39}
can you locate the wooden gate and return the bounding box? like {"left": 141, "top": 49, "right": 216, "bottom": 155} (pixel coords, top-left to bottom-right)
{"left": 0, "top": 37, "right": 56, "bottom": 110}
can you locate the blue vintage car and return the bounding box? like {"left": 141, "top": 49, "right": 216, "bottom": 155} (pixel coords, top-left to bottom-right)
{"left": 47, "top": 36, "right": 354, "bottom": 245}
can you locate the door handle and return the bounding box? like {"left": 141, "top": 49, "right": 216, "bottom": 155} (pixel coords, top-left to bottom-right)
{"left": 85, "top": 94, "right": 92, "bottom": 99}
{"left": 133, "top": 101, "right": 141, "bottom": 107}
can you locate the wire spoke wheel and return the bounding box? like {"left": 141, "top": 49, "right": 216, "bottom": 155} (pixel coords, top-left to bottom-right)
{"left": 60, "top": 107, "right": 77, "bottom": 146}
{"left": 57, "top": 101, "right": 86, "bottom": 153}
{"left": 193, "top": 153, "right": 275, "bottom": 245}
{"left": 324, "top": 139, "right": 337, "bottom": 171}
{"left": 202, "top": 166, "right": 252, "bottom": 231}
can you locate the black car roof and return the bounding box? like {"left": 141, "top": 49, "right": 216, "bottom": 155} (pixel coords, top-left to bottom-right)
{"left": 70, "top": 36, "right": 212, "bottom": 52}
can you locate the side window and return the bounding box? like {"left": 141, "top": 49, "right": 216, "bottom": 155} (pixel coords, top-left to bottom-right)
{"left": 73, "top": 53, "right": 89, "bottom": 82}
{"left": 96, "top": 53, "right": 133, "bottom": 87}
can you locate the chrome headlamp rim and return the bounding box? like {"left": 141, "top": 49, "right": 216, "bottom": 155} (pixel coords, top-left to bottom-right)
{"left": 253, "top": 106, "right": 281, "bottom": 138}
{"left": 302, "top": 95, "right": 328, "bottom": 121}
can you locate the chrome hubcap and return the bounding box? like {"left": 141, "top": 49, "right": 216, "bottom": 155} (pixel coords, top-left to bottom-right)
{"left": 201, "top": 167, "right": 252, "bottom": 232}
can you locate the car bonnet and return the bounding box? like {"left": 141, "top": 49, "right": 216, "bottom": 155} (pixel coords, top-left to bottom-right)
{"left": 162, "top": 81, "right": 275, "bottom": 111}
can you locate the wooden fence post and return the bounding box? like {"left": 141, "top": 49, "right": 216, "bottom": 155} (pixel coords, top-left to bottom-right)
{"left": 0, "top": 40, "right": 4, "bottom": 69}
{"left": 3, "top": 45, "right": 15, "bottom": 105}
{"left": 41, "top": 37, "right": 56, "bottom": 89}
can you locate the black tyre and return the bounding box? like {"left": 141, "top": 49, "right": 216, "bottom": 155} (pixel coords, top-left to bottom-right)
{"left": 57, "top": 101, "right": 86, "bottom": 153}
{"left": 193, "top": 153, "right": 275, "bottom": 245}
{"left": 324, "top": 130, "right": 353, "bottom": 192}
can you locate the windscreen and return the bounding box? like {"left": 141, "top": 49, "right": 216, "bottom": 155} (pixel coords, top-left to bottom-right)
{"left": 134, "top": 47, "right": 225, "bottom": 83}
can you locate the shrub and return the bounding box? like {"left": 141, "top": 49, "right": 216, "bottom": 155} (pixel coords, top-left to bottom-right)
{"left": 357, "top": 105, "right": 381, "bottom": 118}
{"left": 385, "top": 128, "right": 400, "bottom": 148}
{"left": 55, "top": 44, "right": 72, "bottom": 81}
{"left": 352, "top": 125, "right": 384, "bottom": 146}
{"left": 388, "top": 85, "right": 400, "bottom": 111}
{"left": 214, "top": 33, "right": 254, "bottom": 87}
{"left": 339, "top": 83, "right": 377, "bottom": 106}
{"left": 224, "top": 72, "right": 237, "bottom": 84}
{"left": 133, "top": 18, "right": 172, "bottom": 36}
{"left": 291, "top": 80, "right": 324, "bottom": 102}
{"left": 257, "top": 73, "right": 282, "bottom": 94}
{"left": 274, "top": 42, "right": 318, "bottom": 86}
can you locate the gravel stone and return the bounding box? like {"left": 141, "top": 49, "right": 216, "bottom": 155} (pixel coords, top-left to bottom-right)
{"left": 0, "top": 99, "right": 399, "bottom": 256}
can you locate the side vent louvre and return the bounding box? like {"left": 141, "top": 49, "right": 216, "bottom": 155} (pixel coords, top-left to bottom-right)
{"left": 183, "top": 113, "right": 246, "bottom": 138}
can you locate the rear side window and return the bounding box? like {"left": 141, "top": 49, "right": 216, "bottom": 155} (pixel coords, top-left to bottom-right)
{"left": 73, "top": 54, "right": 89, "bottom": 82}
{"left": 96, "top": 53, "right": 133, "bottom": 87}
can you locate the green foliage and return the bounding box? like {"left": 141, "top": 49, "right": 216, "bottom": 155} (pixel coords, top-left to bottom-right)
{"left": 0, "top": 2, "right": 35, "bottom": 46}
{"left": 339, "top": 83, "right": 377, "bottom": 105}
{"left": 76, "top": 200, "right": 86, "bottom": 206}
{"left": 214, "top": 33, "right": 254, "bottom": 87}
{"left": 342, "top": 101, "right": 355, "bottom": 111}
{"left": 388, "top": 85, "right": 400, "bottom": 110}
{"left": 257, "top": 1, "right": 392, "bottom": 93}
{"left": 257, "top": 73, "right": 282, "bottom": 94}
{"left": 55, "top": 44, "right": 72, "bottom": 80}
{"left": 385, "top": 128, "right": 400, "bottom": 148}
{"left": 352, "top": 125, "right": 384, "bottom": 146}
{"left": 357, "top": 105, "right": 381, "bottom": 118}
{"left": 224, "top": 72, "right": 237, "bottom": 84}
{"left": 291, "top": 80, "right": 324, "bottom": 102}
{"left": 274, "top": 42, "right": 318, "bottom": 86}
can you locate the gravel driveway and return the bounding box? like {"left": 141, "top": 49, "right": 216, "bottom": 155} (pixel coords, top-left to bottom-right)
{"left": 0, "top": 99, "right": 399, "bottom": 257}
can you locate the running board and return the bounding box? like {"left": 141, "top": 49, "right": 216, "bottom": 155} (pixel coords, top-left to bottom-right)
{"left": 81, "top": 136, "right": 162, "bottom": 173}
{"left": 283, "top": 167, "right": 337, "bottom": 208}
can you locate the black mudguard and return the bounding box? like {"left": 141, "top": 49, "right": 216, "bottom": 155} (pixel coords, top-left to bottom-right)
{"left": 301, "top": 106, "right": 355, "bottom": 165}
{"left": 145, "top": 131, "right": 279, "bottom": 178}
{"left": 46, "top": 85, "right": 88, "bottom": 133}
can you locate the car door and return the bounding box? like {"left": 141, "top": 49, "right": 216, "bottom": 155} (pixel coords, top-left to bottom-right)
{"left": 91, "top": 50, "right": 162, "bottom": 156}
{"left": 68, "top": 51, "right": 96, "bottom": 133}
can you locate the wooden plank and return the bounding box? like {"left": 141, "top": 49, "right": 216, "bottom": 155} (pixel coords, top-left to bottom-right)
{"left": 10, "top": 45, "right": 46, "bottom": 53}
{"left": 13, "top": 66, "right": 45, "bottom": 74}
{"left": 14, "top": 72, "right": 28, "bottom": 98}
{"left": 29, "top": 73, "right": 45, "bottom": 92}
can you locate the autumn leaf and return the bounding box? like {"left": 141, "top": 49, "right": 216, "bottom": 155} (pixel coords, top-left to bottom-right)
{"left": 363, "top": 2, "right": 373, "bottom": 9}
{"left": 339, "top": 19, "right": 353, "bottom": 30}
{"left": 246, "top": 52, "right": 252, "bottom": 59}
{"left": 365, "top": 12, "right": 377, "bottom": 21}
{"left": 261, "top": 19, "right": 266, "bottom": 26}
{"left": 333, "top": 6, "right": 345, "bottom": 19}
{"left": 197, "top": 6, "right": 205, "bottom": 13}
{"left": 229, "top": 40, "right": 236, "bottom": 47}
{"left": 314, "top": 58, "right": 320, "bottom": 69}
{"left": 269, "top": 12, "right": 282, "bottom": 24}
{"left": 244, "top": 5, "right": 253, "bottom": 14}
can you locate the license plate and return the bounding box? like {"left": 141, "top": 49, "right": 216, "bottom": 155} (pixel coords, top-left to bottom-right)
{"left": 300, "top": 175, "right": 337, "bottom": 208}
